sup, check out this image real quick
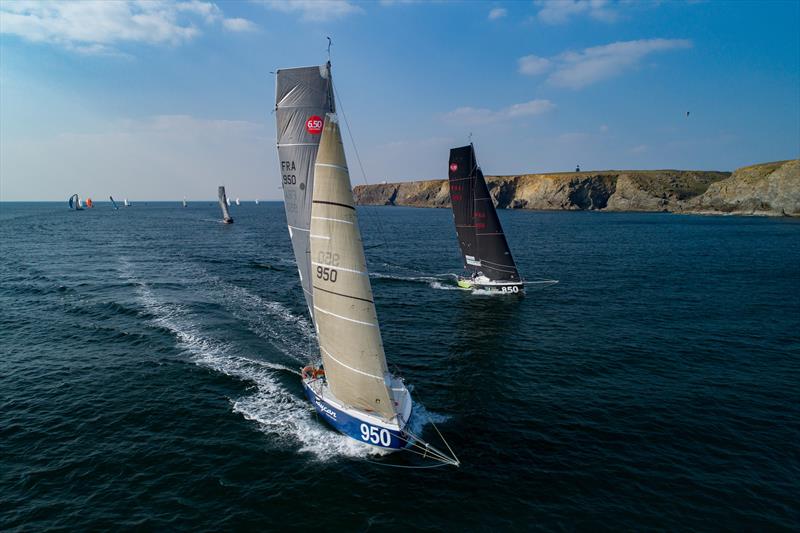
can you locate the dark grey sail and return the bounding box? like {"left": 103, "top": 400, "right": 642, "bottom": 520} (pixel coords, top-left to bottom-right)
{"left": 275, "top": 63, "right": 335, "bottom": 320}
{"left": 448, "top": 145, "right": 520, "bottom": 282}
{"left": 218, "top": 186, "right": 234, "bottom": 224}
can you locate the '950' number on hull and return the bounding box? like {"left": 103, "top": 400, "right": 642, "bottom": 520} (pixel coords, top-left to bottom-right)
{"left": 359, "top": 423, "right": 391, "bottom": 446}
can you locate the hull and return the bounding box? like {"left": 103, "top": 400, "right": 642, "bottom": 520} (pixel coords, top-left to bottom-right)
{"left": 457, "top": 276, "right": 524, "bottom": 294}
{"left": 302, "top": 379, "right": 411, "bottom": 450}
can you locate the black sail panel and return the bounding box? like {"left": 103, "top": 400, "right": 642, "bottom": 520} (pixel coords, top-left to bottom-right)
{"left": 473, "top": 168, "right": 520, "bottom": 281}
{"left": 448, "top": 146, "right": 479, "bottom": 273}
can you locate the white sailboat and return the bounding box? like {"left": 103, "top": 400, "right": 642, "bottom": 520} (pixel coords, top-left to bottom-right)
{"left": 276, "top": 63, "right": 457, "bottom": 464}
{"left": 182, "top": 196, "right": 188, "bottom": 208}
{"left": 235, "top": 197, "right": 241, "bottom": 206}
{"left": 123, "top": 198, "right": 130, "bottom": 207}
{"left": 218, "top": 186, "right": 234, "bottom": 224}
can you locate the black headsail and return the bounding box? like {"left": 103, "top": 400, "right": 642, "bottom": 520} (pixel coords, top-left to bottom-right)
{"left": 448, "top": 144, "right": 520, "bottom": 282}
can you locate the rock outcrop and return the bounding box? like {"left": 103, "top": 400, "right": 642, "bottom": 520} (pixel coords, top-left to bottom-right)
{"left": 683, "top": 160, "right": 799, "bottom": 216}
{"left": 352, "top": 160, "right": 798, "bottom": 216}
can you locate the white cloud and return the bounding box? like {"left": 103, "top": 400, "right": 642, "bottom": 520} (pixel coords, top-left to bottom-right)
{"left": 256, "top": 0, "right": 362, "bottom": 22}
{"left": 223, "top": 18, "right": 258, "bottom": 32}
{"left": 518, "top": 54, "right": 551, "bottom": 75}
{"left": 535, "top": 0, "right": 618, "bottom": 25}
{"left": 518, "top": 39, "right": 691, "bottom": 89}
{"left": 548, "top": 38, "right": 692, "bottom": 88}
{"left": 488, "top": 7, "right": 508, "bottom": 20}
{"left": 444, "top": 99, "right": 555, "bottom": 125}
{"left": 0, "top": 1, "right": 256, "bottom": 54}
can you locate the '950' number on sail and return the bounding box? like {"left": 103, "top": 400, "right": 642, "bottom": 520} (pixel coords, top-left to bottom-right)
{"left": 360, "top": 423, "right": 391, "bottom": 446}
{"left": 316, "top": 266, "right": 337, "bottom": 282}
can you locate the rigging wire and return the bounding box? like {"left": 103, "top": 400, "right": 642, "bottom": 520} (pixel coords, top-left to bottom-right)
{"left": 331, "top": 82, "right": 391, "bottom": 252}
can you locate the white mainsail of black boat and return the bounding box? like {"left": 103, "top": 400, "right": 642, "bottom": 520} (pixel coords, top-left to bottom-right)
{"left": 235, "top": 197, "right": 240, "bottom": 206}
{"left": 182, "top": 197, "right": 188, "bottom": 208}
{"left": 218, "top": 186, "right": 234, "bottom": 224}
{"left": 448, "top": 144, "right": 524, "bottom": 293}
{"left": 123, "top": 198, "right": 130, "bottom": 207}
{"left": 276, "top": 64, "right": 457, "bottom": 464}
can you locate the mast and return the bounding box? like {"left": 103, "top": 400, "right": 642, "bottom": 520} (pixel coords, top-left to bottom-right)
{"left": 275, "top": 62, "right": 335, "bottom": 322}
{"left": 310, "top": 114, "right": 396, "bottom": 420}
{"left": 448, "top": 144, "right": 520, "bottom": 282}
{"left": 218, "top": 186, "right": 234, "bottom": 223}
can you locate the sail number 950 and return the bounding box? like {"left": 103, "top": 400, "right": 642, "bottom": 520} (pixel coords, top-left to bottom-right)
{"left": 316, "top": 266, "right": 338, "bottom": 282}
{"left": 360, "top": 423, "right": 391, "bottom": 446}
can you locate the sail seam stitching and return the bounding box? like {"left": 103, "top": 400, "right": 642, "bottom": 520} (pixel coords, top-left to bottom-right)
{"left": 315, "top": 162, "right": 349, "bottom": 172}
{"left": 310, "top": 261, "right": 366, "bottom": 275}
{"left": 320, "top": 347, "right": 384, "bottom": 380}
{"left": 312, "top": 215, "right": 353, "bottom": 224}
{"left": 312, "top": 201, "right": 355, "bottom": 211}
{"left": 313, "top": 284, "right": 374, "bottom": 304}
{"left": 313, "top": 305, "right": 377, "bottom": 327}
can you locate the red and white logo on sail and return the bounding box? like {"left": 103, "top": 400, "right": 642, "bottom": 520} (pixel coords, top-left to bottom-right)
{"left": 306, "top": 115, "right": 323, "bottom": 135}
{"left": 450, "top": 163, "right": 458, "bottom": 172}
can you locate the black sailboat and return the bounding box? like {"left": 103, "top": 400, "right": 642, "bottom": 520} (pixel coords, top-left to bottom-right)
{"left": 448, "top": 144, "right": 523, "bottom": 294}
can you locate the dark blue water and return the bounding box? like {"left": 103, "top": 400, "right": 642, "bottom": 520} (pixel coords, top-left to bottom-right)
{"left": 2, "top": 202, "right": 799, "bottom": 530}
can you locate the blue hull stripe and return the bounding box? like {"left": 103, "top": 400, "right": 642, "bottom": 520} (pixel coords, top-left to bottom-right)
{"left": 302, "top": 381, "right": 408, "bottom": 450}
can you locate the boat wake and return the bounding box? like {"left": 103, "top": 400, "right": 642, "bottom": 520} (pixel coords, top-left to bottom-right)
{"left": 118, "top": 258, "right": 444, "bottom": 462}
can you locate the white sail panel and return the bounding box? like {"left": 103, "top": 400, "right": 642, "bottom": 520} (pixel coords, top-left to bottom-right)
{"left": 276, "top": 64, "right": 335, "bottom": 321}
{"left": 310, "top": 114, "right": 395, "bottom": 420}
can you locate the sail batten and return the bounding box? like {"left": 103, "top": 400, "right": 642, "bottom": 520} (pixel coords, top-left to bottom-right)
{"left": 276, "top": 63, "right": 335, "bottom": 322}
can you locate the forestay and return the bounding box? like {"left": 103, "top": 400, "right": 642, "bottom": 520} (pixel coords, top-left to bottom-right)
{"left": 448, "top": 145, "right": 520, "bottom": 282}
{"left": 275, "top": 64, "right": 335, "bottom": 321}
{"left": 310, "top": 114, "right": 396, "bottom": 421}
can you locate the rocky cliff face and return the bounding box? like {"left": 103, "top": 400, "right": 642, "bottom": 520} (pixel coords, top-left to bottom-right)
{"left": 352, "top": 160, "right": 799, "bottom": 216}
{"left": 683, "top": 160, "right": 799, "bottom": 216}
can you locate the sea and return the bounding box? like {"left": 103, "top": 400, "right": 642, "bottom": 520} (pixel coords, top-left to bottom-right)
{"left": 1, "top": 201, "right": 798, "bottom": 531}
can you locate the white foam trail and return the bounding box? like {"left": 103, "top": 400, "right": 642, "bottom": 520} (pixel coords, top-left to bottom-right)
{"left": 370, "top": 272, "right": 443, "bottom": 283}
{"left": 118, "top": 258, "right": 386, "bottom": 461}
{"left": 429, "top": 281, "right": 462, "bottom": 291}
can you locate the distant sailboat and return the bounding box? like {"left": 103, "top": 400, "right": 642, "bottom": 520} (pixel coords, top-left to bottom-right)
{"left": 255, "top": 199, "right": 260, "bottom": 205}
{"left": 235, "top": 197, "right": 240, "bottom": 206}
{"left": 78, "top": 196, "right": 85, "bottom": 209}
{"left": 448, "top": 144, "right": 523, "bottom": 294}
{"left": 86, "top": 197, "right": 94, "bottom": 208}
{"left": 276, "top": 63, "right": 457, "bottom": 464}
{"left": 218, "top": 186, "right": 234, "bottom": 224}
{"left": 182, "top": 197, "right": 188, "bottom": 208}
{"left": 110, "top": 196, "right": 119, "bottom": 209}
{"left": 226, "top": 197, "right": 231, "bottom": 207}
{"left": 68, "top": 193, "right": 83, "bottom": 210}
{"left": 124, "top": 198, "right": 130, "bottom": 207}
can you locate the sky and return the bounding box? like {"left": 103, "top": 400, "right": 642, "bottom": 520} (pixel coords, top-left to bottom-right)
{"left": 0, "top": 0, "right": 798, "bottom": 201}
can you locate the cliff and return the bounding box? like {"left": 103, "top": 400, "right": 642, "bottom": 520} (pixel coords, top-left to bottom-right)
{"left": 352, "top": 160, "right": 799, "bottom": 216}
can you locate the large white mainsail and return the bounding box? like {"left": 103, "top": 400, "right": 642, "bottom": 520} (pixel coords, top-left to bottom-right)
{"left": 309, "top": 114, "right": 396, "bottom": 420}
{"left": 275, "top": 63, "right": 335, "bottom": 321}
